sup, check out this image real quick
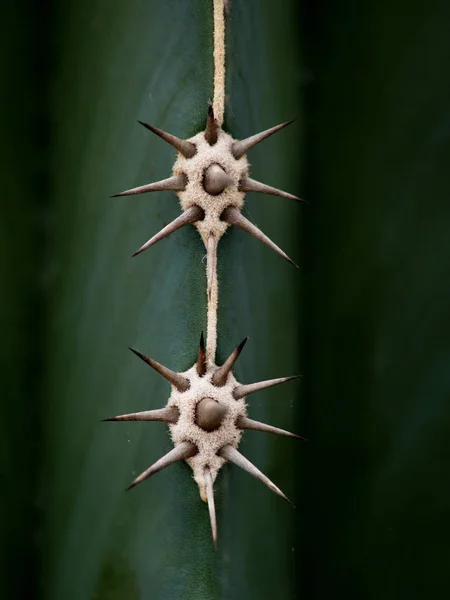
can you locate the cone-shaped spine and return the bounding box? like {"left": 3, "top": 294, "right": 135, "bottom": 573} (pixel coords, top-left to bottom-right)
{"left": 138, "top": 120, "right": 196, "bottom": 158}
{"left": 203, "top": 164, "right": 234, "bottom": 196}
{"left": 233, "top": 375, "right": 299, "bottom": 400}
{"left": 133, "top": 205, "right": 204, "bottom": 257}
{"left": 231, "top": 120, "right": 293, "bottom": 159}
{"left": 102, "top": 406, "right": 180, "bottom": 423}
{"left": 221, "top": 206, "right": 298, "bottom": 268}
{"left": 211, "top": 337, "right": 248, "bottom": 387}
{"left": 195, "top": 398, "right": 228, "bottom": 432}
{"left": 197, "top": 332, "right": 207, "bottom": 377}
{"left": 204, "top": 105, "right": 219, "bottom": 146}
{"left": 219, "top": 444, "right": 292, "bottom": 505}
{"left": 239, "top": 176, "right": 301, "bottom": 202}
{"left": 204, "top": 466, "right": 217, "bottom": 548}
{"left": 237, "top": 416, "right": 306, "bottom": 440}
{"left": 111, "top": 174, "right": 187, "bottom": 198}
{"left": 129, "top": 347, "right": 190, "bottom": 392}
{"left": 127, "top": 441, "right": 198, "bottom": 491}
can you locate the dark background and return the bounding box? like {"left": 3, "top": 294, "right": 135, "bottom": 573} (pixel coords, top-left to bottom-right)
{"left": 1, "top": 0, "right": 450, "bottom": 598}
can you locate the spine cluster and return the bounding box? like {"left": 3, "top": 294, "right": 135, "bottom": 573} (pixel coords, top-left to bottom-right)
{"left": 103, "top": 0, "right": 304, "bottom": 547}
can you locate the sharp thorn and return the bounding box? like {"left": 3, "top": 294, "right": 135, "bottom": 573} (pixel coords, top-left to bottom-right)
{"left": 219, "top": 444, "right": 293, "bottom": 506}
{"left": 236, "top": 416, "right": 306, "bottom": 440}
{"left": 231, "top": 120, "right": 294, "bottom": 159}
{"left": 239, "top": 176, "right": 302, "bottom": 202}
{"left": 197, "top": 332, "right": 207, "bottom": 377}
{"left": 211, "top": 337, "right": 248, "bottom": 387}
{"left": 206, "top": 235, "right": 218, "bottom": 301}
{"left": 102, "top": 406, "right": 180, "bottom": 423}
{"left": 132, "top": 205, "right": 204, "bottom": 257}
{"left": 138, "top": 120, "right": 196, "bottom": 158}
{"left": 204, "top": 104, "right": 219, "bottom": 146}
{"left": 127, "top": 441, "right": 197, "bottom": 491}
{"left": 233, "top": 375, "right": 299, "bottom": 399}
{"left": 128, "top": 347, "right": 190, "bottom": 392}
{"left": 204, "top": 466, "right": 218, "bottom": 548}
{"left": 110, "top": 174, "right": 187, "bottom": 198}
{"left": 196, "top": 398, "right": 228, "bottom": 432}
{"left": 203, "top": 164, "right": 234, "bottom": 196}
{"left": 221, "top": 206, "right": 298, "bottom": 268}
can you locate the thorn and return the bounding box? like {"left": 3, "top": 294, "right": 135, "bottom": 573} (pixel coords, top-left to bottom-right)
{"left": 195, "top": 398, "right": 228, "bottom": 432}
{"left": 110, "top": 174, "right": 187, "bottom": 198}
{"left": 127, "top": 441, "right": 197, "bottom": 491}
{"left": 203, "top": 164, "right": 234, "bottom": 195}
{"left": 236, "top": 416, "right": 306, "bottom": 440}
{"left": 102, "top": 406, "right": 180, "bottom": 424}
{"left": 204, "top": 466, "right": 218, "bottom": 548}
{"left": 206, "top": 235, "right": 218, "bottom": 301}
{"left": 204, "top": 104, "right": 219, "bottom": 146}
{"left": 138, "top": 120, "right": 196, "bottom": 158}
{"left": 197, "top": 332, "right": 207, "bottom": 377}
{"left": 128, "top": 347, "right": 190, "bottom": 392}
{"left": 211, "top": 337, "right": 248, "bottom": 387}
{"left": 231, "top": 120, "right": 294, "bottom": 159}
{"left": 132, "top": 205, "right": 204, "bottom": 257}
{"left": 233, "top": 375, "right": 299, "bottom": 399}
{"left": 219, "top": 444, "right": 293, "bottom": 506}
{"left": 221, "top": 206, "right": 298, "bottom": 268}
{"left": 239, "top": 176, "right": 302, "bottom": 202}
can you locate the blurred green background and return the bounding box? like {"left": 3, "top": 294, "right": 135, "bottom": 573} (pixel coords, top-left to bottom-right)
{"left": 1, "top": 0, "right": 450, "bottom": 598}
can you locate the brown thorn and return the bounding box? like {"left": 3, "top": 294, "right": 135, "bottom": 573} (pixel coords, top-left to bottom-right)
{"left": 239, "top": 176, "right": 302, "bottom": 202}
{"left": 206, "top": 234, "right": 218, "bottom": 301}
{"left": 110, "top": 174, "right": 187, "bottom": 198}
{"left": 211, "top": 337, "right": 248, "bottom": 387}
{"left": 195, "top": 398, "right": 228, "bottom": 432}
{"left": 138, "top": 120, "right": 196, "bottom": 158}
{"left": 197, "top": 332, "right": 207, "bottom": 377}
{"left": 203, "top": 164, "right": 234, "bottom": 196}
{"left": 127, "top": 441, "right": 197, "bottom": 491}
{"left": 233, "top": 375, "right": 299, "bottom": 400}
{"left": 128, "top": 347, "right": 190, "bottom": 392}
{"left": 221, "top": 206, "right": 298, "bottom": 268}
{"left": 204, "top": 104, "right": 219, "bottom": 146}
{"left": 102, "top": 406, "right": 180, "bottom": 424}
{"left": 237, "top": 415, "right": 306, "bottom": 440}
{"left": 204, "top": 466, "right": 218, "bottom": 549}
{"left": 219, "top": 444, "right": 293, "bottom": 506}
{"left": 231, "top": 120, "right": 294, "bottom": 159}
{"left": 132, "top": 205, "right": 204, "bottom": 257}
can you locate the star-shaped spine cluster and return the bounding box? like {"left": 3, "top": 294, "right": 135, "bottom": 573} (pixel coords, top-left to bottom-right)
{"left": 103, "top": 333, "right": 303, "bottom": 547}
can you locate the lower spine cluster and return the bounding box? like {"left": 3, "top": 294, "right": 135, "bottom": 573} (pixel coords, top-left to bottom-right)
{"left": 103, "top": 104, "right": 304, "bottom": 547}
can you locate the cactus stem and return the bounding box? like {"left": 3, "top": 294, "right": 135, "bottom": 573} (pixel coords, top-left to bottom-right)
{"left": 137, "top": 120, "right": 196, "bottom": 158}
{"left": 132, "top": 205, "right": 204, "bottom": 257}
{"left": 239, "top": 176, "right": 302, "bottom": 202}
{"left": 211, "top": 337, "right": 248, "bottom": 387}
{"left": 218, "top": 444, "right": 293, "bottom": 506}
{"left": 231, "top": 120, "right": 294, "bottom": 159}
{"left": 126, "top": 441, "right": 198, "bottom": 491}
{"left": 233, "top": 375, "right": 299, "bottom": 400}
{"left": 128, "top": 347, "right": 190, "bottom": 392}
{"left": 204, "top": 466, "right": 218, "bottom": 549}
{"left": 221, "top": 206, "right": 298, "bottom": 268}
{"left": 110, "top": 174, "right": 187, "bottom": 198}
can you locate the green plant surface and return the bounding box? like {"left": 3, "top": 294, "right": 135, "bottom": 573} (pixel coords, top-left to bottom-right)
{"left": 300, "top": 1, "right": 450, "bottom": 598}
{"left": 41, "top": 1, "right": 303, "bottom": 599}
{"left": 0, "top": 2, "right": 48, "bottom": 597}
